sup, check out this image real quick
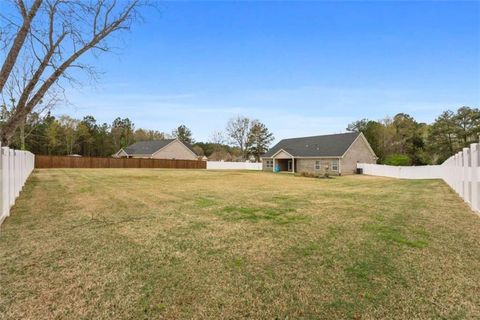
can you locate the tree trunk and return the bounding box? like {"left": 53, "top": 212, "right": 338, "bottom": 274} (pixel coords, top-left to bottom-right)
{"left": 0, "top": 104, "right": 30, "bottom": 146}
{"left": 19, "top": 121, "right": 26, "bottom": 150}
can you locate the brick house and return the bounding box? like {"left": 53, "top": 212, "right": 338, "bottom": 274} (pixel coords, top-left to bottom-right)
{"left": 113, "top": 139, "right": 198, "bottom": 160}
{"left": 261, "top": 132, "right": 377, "bottom": 175}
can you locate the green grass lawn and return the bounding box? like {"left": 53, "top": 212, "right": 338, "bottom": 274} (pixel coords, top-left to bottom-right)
{"left": 1, "top": 169, "right": 479, "bottom": 319}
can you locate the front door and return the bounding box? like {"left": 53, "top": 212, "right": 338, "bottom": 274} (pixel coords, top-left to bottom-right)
{"left": 287, "top": 160, "right": 292, "bottom": 172}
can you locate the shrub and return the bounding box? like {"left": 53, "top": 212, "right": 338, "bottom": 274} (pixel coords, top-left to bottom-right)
{"left": 297, "top": 171, "right": 333, "bottom": 179}
{"left": 383, "top": 154, "right": 412, "bottom": 166}
{"left": 299, "top": 171, "right": 317, "bottom": 178}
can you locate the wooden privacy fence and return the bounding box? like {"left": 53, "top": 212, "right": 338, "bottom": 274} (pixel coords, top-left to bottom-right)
{"left": 35, "top": 155, "right": 206, "bottom": 169}
{"left": 358, "top": 141, "right": 479, "bottom": 214}
{"left": 0, "top": 146, "right": 35, "bottom": 224}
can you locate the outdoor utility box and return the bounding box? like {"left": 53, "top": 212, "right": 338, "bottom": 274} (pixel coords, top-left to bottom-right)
{"left": 356, "top": 168, "right": 363, "bottom": 174}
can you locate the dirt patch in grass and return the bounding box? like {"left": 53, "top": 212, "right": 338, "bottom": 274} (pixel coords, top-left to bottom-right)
{"left": 1, "top": 169, "right": 479, "bottom": 319}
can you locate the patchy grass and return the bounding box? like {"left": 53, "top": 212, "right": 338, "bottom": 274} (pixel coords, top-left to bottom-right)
{"left": 1, "top": 169, "right": 479, "bottom": 319}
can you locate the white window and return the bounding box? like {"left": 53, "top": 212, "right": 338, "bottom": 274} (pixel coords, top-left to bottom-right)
{"left": 331, "top": 159, "right": 339, "bottom": 171}
{"left": 315, "top": 160, "right": 321, "bottom": 170}
{"left": 266, "top": 160, "right": 273, "bottom": 168}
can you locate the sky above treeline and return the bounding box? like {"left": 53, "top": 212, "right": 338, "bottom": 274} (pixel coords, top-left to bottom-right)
{"left": 56, "top": 1, "right": 480, "bottom": 143}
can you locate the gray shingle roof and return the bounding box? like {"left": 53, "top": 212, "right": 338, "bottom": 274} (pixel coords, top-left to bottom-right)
{"left": 123, "top": 139, "right": 196, "bottom": 156}
{"left": 263, "top": 132, "right": 360, "bottom": 158}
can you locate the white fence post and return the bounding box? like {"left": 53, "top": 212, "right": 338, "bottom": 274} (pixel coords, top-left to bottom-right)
{"left": 9, "top": 149, "right": 14, "bottom": 208}
{"left": 0, "top": 143, "right": 2, "bottom": 222}
{"left": 471, "top": 143, "right": 479, "bottom": 212}
{"left": 458, "top": 152, "right": 462, "bottom": 195}
{"left": 453, "top": 154, "right": 458, "bottom": 194}
{"left": 463, "top": 148, "right": 470, "bottom": 204}
{"left": 459, "top": 152, "right": 464, "bottom": 198}
{"left": 2, "top": 147, "right": 9, "bottom": 219}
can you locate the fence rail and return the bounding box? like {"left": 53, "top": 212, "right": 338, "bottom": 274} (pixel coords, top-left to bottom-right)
{"left": 0, "top": 146, "right": 35, "bottom": 223}
{"left": 206, "top": 161, "right": 262, "bottom": 170}
{"left": 34, "top": 155, "right": 206, "bottom": 169}
{"left": 358, "top": 142, "right": 480, "bottom": 214}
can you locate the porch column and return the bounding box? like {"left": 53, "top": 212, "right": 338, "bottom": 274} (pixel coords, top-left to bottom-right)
{"left": 292, "top": 157, "right": 295, "bottom": 173}
{"left": 272, "top": 158, "right": 275, "bottom": 172}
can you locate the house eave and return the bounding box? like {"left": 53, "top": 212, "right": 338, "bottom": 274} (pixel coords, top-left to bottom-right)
{"left": 270, "top": 148, "right": 294, "bottom": 159}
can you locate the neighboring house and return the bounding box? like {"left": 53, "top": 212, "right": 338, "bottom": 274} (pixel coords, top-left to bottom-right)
{"left": 261, "top": 132, "right": 377, "bottom": 175}
{"left": 208, "top": 150, "right": 233, "bottom": 162}
{"left": 113, "top": 139, "right": 198, "bottom": 160}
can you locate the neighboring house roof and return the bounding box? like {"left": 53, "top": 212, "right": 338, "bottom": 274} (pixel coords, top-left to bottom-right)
{"left": 263, "top": 132, "right": 363, "bottom": 158}
{"left": 120, "top": 139, "right": 197, "bottom": 156}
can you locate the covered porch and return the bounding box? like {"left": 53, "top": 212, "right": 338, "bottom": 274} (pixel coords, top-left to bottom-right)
{"left": 274, "top": 158, "right": 296, "bottom": 172}
{"left": 272, "top": 149, "right": 296, "bottom": 173}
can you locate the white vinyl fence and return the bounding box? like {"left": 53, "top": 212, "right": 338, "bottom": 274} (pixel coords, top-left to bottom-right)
{"left": 358, "top": 142, "right": 479, "bottom": 214}
{"left": 0, "top": 146, "right": 35, "bottom": 224}
{"left": 206, "top": 161, "right": 262, "bottom": 170}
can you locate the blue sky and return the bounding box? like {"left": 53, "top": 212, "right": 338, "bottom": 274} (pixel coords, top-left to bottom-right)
{"left": 57, "top": 1, "right": 480, "bottom": 143}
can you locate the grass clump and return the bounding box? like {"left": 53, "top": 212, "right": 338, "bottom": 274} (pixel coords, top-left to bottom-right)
{"left": 196, "top": 197, "right": 217, "bottom": 208}
{"left": 217, "top": 205, "right": 305, "bottom": 224}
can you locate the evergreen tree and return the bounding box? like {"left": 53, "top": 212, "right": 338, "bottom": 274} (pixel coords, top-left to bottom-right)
{"left": 246, "top": 120, "right": 274, "bottom": 162}
{"left": 172, "top": 124, "right": 194, "bottom": 144}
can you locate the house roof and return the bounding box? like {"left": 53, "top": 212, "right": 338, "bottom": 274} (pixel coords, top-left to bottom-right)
{"left": 263, "top": 132, "right": 361, "bottom": 158}
{"left": 123, "top": 139, "right": 196, "bottom": 156}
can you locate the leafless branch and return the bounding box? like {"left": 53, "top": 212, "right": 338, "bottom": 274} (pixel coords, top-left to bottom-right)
{"left": 0, "top": 0, "right": 144, "bottom": 145}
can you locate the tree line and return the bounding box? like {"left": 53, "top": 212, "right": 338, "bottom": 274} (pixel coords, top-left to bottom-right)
{"left": 3, "top": 112, "right": 274, "bottom": 161}
{"left": 347, "top": 106, "right": 479, "bottom": 165}
{"left": 2, "top": 105, "right": 477, "bottom": 164}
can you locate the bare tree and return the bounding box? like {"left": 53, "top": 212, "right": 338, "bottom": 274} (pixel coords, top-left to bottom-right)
{"left": 0, "top": 0, "right": 142, "bottom": 145}
{"left": 210, "top": 130, "right": 224, "bottom": 145}
{"left": 209, "top": 130, "right": 225, "bottom": 155}
{"left": 226, "top": 115, "right": 251, "bottom": 160}
{"left": 58, "top": 115, "right": 79, "bottom": 155}
{"left": 0, "top": 0, "right": 43, "bottom": 93}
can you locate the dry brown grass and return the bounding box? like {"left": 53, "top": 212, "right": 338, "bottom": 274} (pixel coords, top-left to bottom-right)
{"left": 1, "top": 169, "right": 479, "bottom": 319}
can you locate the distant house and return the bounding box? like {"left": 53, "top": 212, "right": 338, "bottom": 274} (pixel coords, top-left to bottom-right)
{"left": 208, "top": 150, "right": 233, "bottom": 162}
{"left": 261, "top": 132, "right": 377, "bottom": 175}
{"left": 113, "top": 139, "right": 198, "bottom": 160}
